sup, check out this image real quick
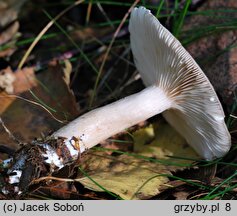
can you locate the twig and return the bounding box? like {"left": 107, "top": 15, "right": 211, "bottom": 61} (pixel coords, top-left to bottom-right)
{"left": 0, "top": 117, "right": 21, "bottom": 145}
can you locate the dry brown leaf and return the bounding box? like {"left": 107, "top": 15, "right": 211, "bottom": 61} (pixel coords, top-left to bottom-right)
{"left": 0, "top": 66, "right": 15, "bottom": 94}
{"left": 0, "top": 22, "right": 19, "bottom": 46}
{"left": 0, "top": 0, "right": 27, "bottom": 56}
{"left": 0, "top": 62, "right": 79, "bottom": 156}
{"left": 0, "top": 0, "right": 27, "bottom": 28}
{"left": 173, "top": 191, "right": 190, "bottom": 200}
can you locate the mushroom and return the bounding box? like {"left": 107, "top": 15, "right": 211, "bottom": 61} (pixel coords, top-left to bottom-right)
{"left": 53, "top": 6, "right": 231, "bottom": 160}
{"left": 1, "top": 7, "right": 232, "bottom": 194}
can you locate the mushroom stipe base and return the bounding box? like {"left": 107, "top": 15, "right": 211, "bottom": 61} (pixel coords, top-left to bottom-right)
{"left": 1, "top": 136, "right": 82, "bottom": 195}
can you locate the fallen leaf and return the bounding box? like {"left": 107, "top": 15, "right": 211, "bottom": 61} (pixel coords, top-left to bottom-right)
{"left": 0, "top": 0, "right": 27, "bottom": 56}
{"left": 134, "top": 120, "right": 199, "bottom": 168}
{"left": 78, "top": 152, "right": 170, "bottom": 200}
{"left": 173, "top": 191, "right": 190, "bottom": 200}
{"left": 0, "top": 62, "right": 79, "bottom": 157}
{"left": 0, "top": 22, "right": 19, "bottom": 46}
{"left": 76, "top": 119, "right": 200, "bottom": 200}
{"left": 0, "top": 66, "right": 15, "bottom": 93}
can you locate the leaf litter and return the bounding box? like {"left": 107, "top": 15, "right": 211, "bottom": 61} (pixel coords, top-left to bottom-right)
{"left": 1, "top": 0, "right": 235, "bottom": 200}
{"left": 0, "top": 61, "right": 79, "bottom": 157}
{"left": 77, "top": 119, "right": 200, "bottom": 200}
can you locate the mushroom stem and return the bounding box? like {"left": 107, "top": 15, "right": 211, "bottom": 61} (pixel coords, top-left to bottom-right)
{"left": 53, "top": 86, "right": 172, "bottom": 153}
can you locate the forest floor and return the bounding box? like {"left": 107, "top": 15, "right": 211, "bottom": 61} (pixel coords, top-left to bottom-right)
{"left": 0, "top": 0, "right": 237, "bottom": 200}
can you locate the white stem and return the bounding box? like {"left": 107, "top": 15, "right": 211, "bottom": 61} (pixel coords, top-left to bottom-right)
{"left": 53, "top": 86, "right": 172, "bottom": 153}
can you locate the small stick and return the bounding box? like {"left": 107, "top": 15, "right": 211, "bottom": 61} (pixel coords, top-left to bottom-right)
{"left": 0, "top": 117, "right": 21, "bottom": 145}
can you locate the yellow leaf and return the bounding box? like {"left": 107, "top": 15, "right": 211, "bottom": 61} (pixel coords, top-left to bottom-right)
{"left": 77, "top": 118, "right": 200, "bottom": 199}
{"left": 134, "top": 119, "right": 200, "bottom": 167}
{"left": 79, "top": 153, "right": 170, "bottom": 200}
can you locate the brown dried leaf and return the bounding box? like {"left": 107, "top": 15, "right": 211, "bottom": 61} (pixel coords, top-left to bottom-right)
{"left": 0, "top": 62, "right": 79, "bottom": 156}
{"left": 0, "top": 0, "right": 27, "bottom": 56}
{"left": 0, "top": 22, "right": 19, "bottom": 45}
{"left": 173, "top": 191, "right": 190, "bottom": 200}
{"left": 0, "top": 66, "right": 15, "bottom": 94}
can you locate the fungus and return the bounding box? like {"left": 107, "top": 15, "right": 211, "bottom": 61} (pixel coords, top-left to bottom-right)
{"left": 53, "top": 7, "right": 231, "bottom": 160}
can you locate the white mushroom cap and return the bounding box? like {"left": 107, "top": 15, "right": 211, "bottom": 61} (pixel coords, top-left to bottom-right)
{"left": 129, "top": 7, "right": 231, "bottom": 160}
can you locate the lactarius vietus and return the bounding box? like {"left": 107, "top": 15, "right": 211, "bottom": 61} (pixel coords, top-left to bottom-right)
{"left": 3, "top": 6, "right": 231, "bottom": 195}
{"left": 53, "top": 7, "right": 231, "bottom": 160}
